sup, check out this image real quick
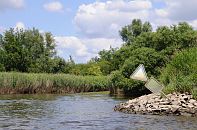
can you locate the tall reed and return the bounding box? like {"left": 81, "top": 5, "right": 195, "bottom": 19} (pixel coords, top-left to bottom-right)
{"left": 0, "top": 72, "right": 110, "bottom": 94}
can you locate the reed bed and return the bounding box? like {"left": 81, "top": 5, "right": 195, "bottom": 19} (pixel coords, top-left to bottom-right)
{"left": 0, "top": 72, "right": 110, "bottom": 94}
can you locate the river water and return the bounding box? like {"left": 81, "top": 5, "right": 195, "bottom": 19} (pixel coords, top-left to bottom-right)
{"left": 0, "top": 92, "right": 197, "bottom": 130}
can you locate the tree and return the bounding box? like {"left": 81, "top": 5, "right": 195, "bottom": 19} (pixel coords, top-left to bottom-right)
{"left": 98, "top": 46, "right": 117, "bottom": 62}
{"left": 69, "top": 55, "right": 75, "bottom": 64}
{"left": 97, "top": 60, "right": 113, "bottom": 75}
{"left": 87, "top": 64, "right": 102, "bottom": 76}
{"left": 119, "top": 19, "right": 152, "bottom": 44}
{"left": 131, "top": 19, "right": 143, "bottom": 37}
{"left": 0, "top": 28, "right": 57, "bottom": 72}
{"left": 121, "top": 47, "right": 165, "bottom": 78}
{"left": 49, "top": 56, "right": 75, "bottom": 74}
{"left": 0, "top": 49, "right": 5, "bottom": 71}
{"left": 142, "top": 21, "right": 152, "bottom": 32}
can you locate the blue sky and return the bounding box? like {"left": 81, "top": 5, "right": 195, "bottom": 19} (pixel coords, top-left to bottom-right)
{"left": 0, "top": 0, "right": 98, "bottom": 36}
{"left": 0, "top": 0, "right": 197, "bottom": 63}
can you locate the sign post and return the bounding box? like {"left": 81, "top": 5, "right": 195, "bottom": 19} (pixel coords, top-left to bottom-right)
{"left": 130, "top": 64, "right": 169, "bottom": 99}
{"left": 130, "top": 64, "right": 148, "bottom": 82}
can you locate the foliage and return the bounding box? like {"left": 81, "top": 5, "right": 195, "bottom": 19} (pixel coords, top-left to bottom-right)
{"left": 97, "top": 19, "right": 197, "bottom": 97}
{"left": 109, "top": 70, "right": 126, "bottom": 88}
{"left": 0, "top": 20, "right": 197, "bottom": 97}
{"left": 0, "top": 49, "right": 5, "bottom": 71}
{"left": 109, "top": 70, "right": 150, "bottom": 96}
{"left": 160, "top": 47, "right": 197, "bottom": 97}
{"left": 0, "top": 28, "right": 75, "bottom": 74}
{"left": 119, "top": 19, "right": 152, "bottom": 43}
{"left": 0, "top": 72, "right": 110, "bottom": 93}
{"left": 121, "top": 47, "right": 165, "bottom": 78}
{"left": 69, "top": 63, "right": 102, "bottom": 76}
{"left": 97, "top": 60, "right": 113, "bottom": 75}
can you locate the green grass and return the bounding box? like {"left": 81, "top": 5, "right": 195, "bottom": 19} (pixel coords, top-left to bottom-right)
{"left": 160, "top": 47, "right": 197, "bottom": 99}
{"left": 0, "top": 72, "right": 110, "bottom": 94}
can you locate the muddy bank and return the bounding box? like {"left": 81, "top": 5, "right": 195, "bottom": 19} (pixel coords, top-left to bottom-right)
{"left": 114, "top": 93, "right": 197, "bottom": 117}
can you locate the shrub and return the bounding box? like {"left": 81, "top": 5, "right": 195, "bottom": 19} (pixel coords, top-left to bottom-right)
{"left": 160, "top": 47, "right": 197, "bottom": 98}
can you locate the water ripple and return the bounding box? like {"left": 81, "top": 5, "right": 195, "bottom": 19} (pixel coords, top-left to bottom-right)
{"left": 0, "top": 93, "right": 197, "bottom": 130}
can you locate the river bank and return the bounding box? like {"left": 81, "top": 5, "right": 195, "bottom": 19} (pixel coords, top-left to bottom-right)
{"left": 114, "top": 93, "right": 197, "bottom": 117}
{"left": 0, "top": 72, "right": 109, "bottom": 94}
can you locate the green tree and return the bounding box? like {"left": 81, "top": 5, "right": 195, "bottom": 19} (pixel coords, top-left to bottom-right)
{"left": 87, "top": 64, "right": 102, "bottom": 76}
{"left": 0, "top": 49, "right": 5, "bottom": 71}
{"left": 119, "top": 19, "right": 152, "bottom": 44}
{"left": 50, "top": 56, "right": 74, "bottom": 74}
{"left": 0, "top": 28, "right": 57, "bottom": 72}
{"left": 121, "top": 47, "right": 165, "bottom": 78}
{"left": 142, "top": 21, "right": 152, "bottom": 32}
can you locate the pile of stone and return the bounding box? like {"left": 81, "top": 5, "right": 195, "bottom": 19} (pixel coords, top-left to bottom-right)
{"left": 114, "top": 93, "right": 197, "bottom": 116}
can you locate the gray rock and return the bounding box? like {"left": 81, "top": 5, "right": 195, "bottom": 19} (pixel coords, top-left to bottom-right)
{"left": 182, "top": 96, "right": 189, "bottom": 101}
{"left": 189, "top": 99, "right": 196, "bottom": 104}
{"left": 159, "top": 101, "right": 170, "bottom": 105}
{"left": 171, "top": 105, "right": 180, "bottom": 113}
{"left": 181, "top": 112, "right": 192, "bottom": 116}
{"left": 171, "top": 100, "right": 181, "bottom": 105}
{"left": 114, "top": 93, "right": 197, "bottom": 117}
{"left": 181, "top": 103, "right": 187, "bottom": 108}
{"left": 187, "top": 103, "right": 194, "bottom": 108}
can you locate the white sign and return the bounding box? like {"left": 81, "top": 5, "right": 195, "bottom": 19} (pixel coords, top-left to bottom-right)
{"left": 145, "top": 77, "right": 164, "bottom": 93}
{"left": 130, "top": 64, "right": 148, "bottom": 82}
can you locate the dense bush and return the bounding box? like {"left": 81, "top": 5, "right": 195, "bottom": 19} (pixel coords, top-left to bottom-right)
{"left": 160, "top": 47, "right": 197, "bottom": 99}
{"left": 97, "top": 19, "right": 197, "bottom": 97}
{"left": 109, "top": 70, "right": 150, "bottom": 96}
{"left": 121, "top": 47, "right": 165, "bottom": 78}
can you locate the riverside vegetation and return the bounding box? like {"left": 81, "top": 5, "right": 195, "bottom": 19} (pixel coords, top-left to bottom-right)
{"left": 0, "top": 72, "right": 109, "bottom": 94}
{"left": 0, "top": 19, "right": 196, "bottom": 97}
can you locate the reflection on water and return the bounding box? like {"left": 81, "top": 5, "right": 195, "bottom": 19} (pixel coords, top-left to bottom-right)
{"left": 0, "top": 92, "right": 197, "bottom": 130}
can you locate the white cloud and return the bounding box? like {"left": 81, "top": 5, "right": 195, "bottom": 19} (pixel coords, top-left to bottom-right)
{"left": 43, "top": 1, "right": 64, "bottom": 12}
{"left": 14, "top": 22, "right": 25, "bottom": 30}
{"left": 1, "top": 22, "right": 25, "bottom": 33}
{"left": 189, "top": 20, "right": 197, "bottom": 29}
{"left": 106, "top": 0, "right": 152, "bottom": 12}
{"left": 84, "top": 38, "right": 122, "bottom": 54}
{"left": 0, "top": 0, "right": 24, "bottom": 11}
{"left": 74, "top": 0, "right": 152, "bottom": 38}
{"left": 55, "top": 36, "right": 89, "bottom": 57}
{"left": 160, "top": 0, "right": 197, "bottom": 21}
{"left": 155, "top": 9, "right": 168, "bottom": 17}
{"left": 0, "top": 26, "right": 5, "bottom": 33}
{"left": 74, "top": 0, "right": 197, "bottom": 38}
{"left": 68, "top": 0, "right": 197, "bottom": 62}
{"left": 54, "top": 36, "right": 122, "bottom": 63}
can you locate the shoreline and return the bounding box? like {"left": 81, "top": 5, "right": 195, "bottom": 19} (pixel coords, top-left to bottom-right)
{"left": 114, "top": 93, "right": 197, "bottom": 117}
{"left": 0, "top": 87, "right": 109, "bottom": 94}
{"left": 0, "top": 72, "right": 109, "bottom": 94}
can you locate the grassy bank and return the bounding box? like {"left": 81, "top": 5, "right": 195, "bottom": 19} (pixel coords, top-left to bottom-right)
{"left": 0, "top": 72, "right": 110, "bottom": 94}
{"left": 160, "top": 47, "right": 197, "bottom": 99}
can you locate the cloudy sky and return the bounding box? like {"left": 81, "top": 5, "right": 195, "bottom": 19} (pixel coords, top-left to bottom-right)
{"left": 0, "top": 0, "right": 197, "bottom": 63}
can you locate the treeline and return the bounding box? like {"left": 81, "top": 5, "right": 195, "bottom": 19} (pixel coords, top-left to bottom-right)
{"left": 0, "top": 28, "right": 72, "bottom": 73}
{"left": 0, "top": 19, "right": 197, "bottom": 96}
{"left": 93, "top": 19, "right": 197, "bottom": 96}
{"left": 0, "top": 28, "right": 107, "bottom": 76}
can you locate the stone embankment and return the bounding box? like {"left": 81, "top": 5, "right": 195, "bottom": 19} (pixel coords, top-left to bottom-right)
{"left": 114, "top": 93, "right": 197, "bottom": 116}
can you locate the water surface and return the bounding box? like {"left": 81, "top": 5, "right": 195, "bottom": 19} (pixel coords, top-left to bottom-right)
{"left": 0, "top": 92, "right": 197, "bottom": 130}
